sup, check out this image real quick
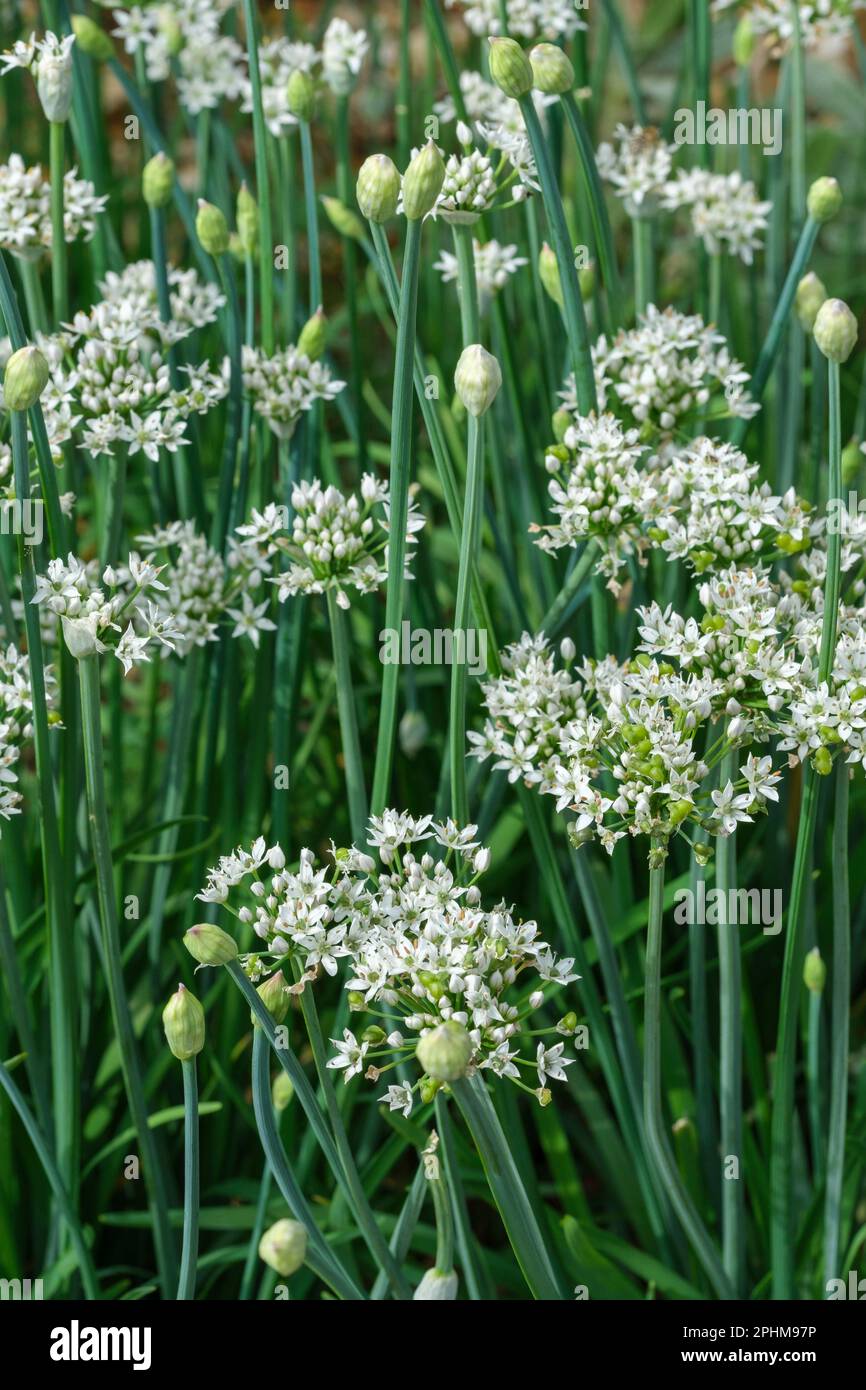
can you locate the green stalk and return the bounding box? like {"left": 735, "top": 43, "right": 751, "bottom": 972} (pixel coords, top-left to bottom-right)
{"left": 451, "top": 1073, "right": 563, "bottom": 1299}
{"left": 823, "top": 759, "right": 850, "bottom": 1285}
{"left": 788, "top": 0, "right": 806, "bottom": 225}
{"left": 452, "top": 221, "right": 480, "bottom": 343}
{"left": 561, "top": 91, "right": 622, "bottom": 330}
{"left": 716, "top": 746, "right": 744, "bottom": 1295}
{"left": 300, "top": 121, "right": 322, "bottom": 311}
{"left": 518, "top": 96, "right": 597, "bottom": 415}
{"left": 370, "top": 217, "right": 422, "bottom": 815}
{"left": 644, "top": 841, "right": 735, "bottom": 1299}
{"left": 326, "top": 589, "right": 368, "bottom": 845}
{"left": 335, "top": 94, "right": 365, "bottom": 470}
{"left": 49, "top": 121, "right": 68, "bottom": 324}
{"left": 177, "top": 1057, "right": 200, "bottom": 1300}
{"left": 211, "top": 253, "right": 244, "bottom": 552}
{"left": 429, "top": 1143, "right": 455, "bottom": 1274}
{"left": 78, "top": 653, "right": 177, "bottom": 1296}
{"left": 241, "top": 0, "right": 275, "bottom": 351}
{"left": 537, "top": 541, "right": 597, "bottom": 637}
{"left": 371, "top": 1163, "right": 427, "bottom": 1300}
{"left": 450, "top": 413, "right": 485, "bottom": 825}
{"left": 771, "top": 355, "right": 842, "bottom": 1297}
{"left": 632, "top": 215, "right": 653, "bottom": 317}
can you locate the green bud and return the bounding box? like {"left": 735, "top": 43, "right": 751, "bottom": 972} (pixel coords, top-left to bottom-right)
{"left": 529, "top": 42, "right": 574, "bottom": 95}
{"left": 416, "top": 1021, "right": 473, "bottom": 1082}
{"left": 195, "top": 199, "right": 229, "bottom": 257}
{"left": 732, "top": 15, "right": 755, "bottom": 67}
{"left": 3, "top": 346, "right": 50, "bottom": 411}
{"left": 418, "top": 1075, "right": 441, "bottom": 1104}
{"left": 142, "top": 152, "right": 174, "bottom": 210}
{"left": 812, "top": 745, "right": 833, "bottom": 776}
{"left": 668, "top": 798, "right": 693, "bottom": 828}
{"left": 183, "top": 922, "right": 238, "bottom": 966}
{"left": 272, "top": 1071, "right": 294, "bottom": 1111}
{"left": 807, "top": 176, "right": 843, "bottom": 225}
{"left": 258, "top": 1218, "right": 307, "bottom": 1277}
{"left": 320, "top": 195, "right": 366, "bottom": 242}
{"left": 252, "top": 971, "right": 289, "bottom": 1026}
{"left": 694, "top": 840, "right": 713, "bottom": 867}
{"left": 551, "top": 408, "right": 572, "bottom": 443}
{"left": 236, "top": 183, "right": 259, "bottom": 256}
{"left": 454, "top": 344, "right": 502, "bottom": 417}
{"left": 794, "top": 271, "right": 827, "bottom": 332}
{"left": 361, "top": 1025, "right": 386, "bottom": 1045}
{"left": 71, "top": 15, "right": 114, "bottom": 64}
{"left": 286, "top": 69, "right": 316, "bottom": 123}
{"left": 538, "top": 242, "right": 563, "bottom": 309}
{"left": 558, "top": 1011, "right": 578, "bottom": 1034}
{"left": 488, "top": 37, "right": 534, "bottom": 99}
{"left": 162, "top": 984, "right": 205, "bottom": 1061}
{"left": 813, "top": 297, "right": 858, "bottom": 364}
{"left": 803, "top": 946, "right": 827, "bottom": 993}
{"left": 156, "top": 6, "right": 184, "bottom": 57}
{"left": 578, "top": 260, "right": 596, "bottom": 301}
{"left": 228, "top": 232, "right": 245, "bottom": 264}
{"left": 402, "top": 141, "right": 446, "bottom": 221}
{"left": 842, "top": 438, "right": 862, "bottom": 487}
{"left": 297, "top": 307, "right": 327, "bottom": 361}
{"left": 356, "top": 154, "right": 401, "bottom": 224}
{"left": 347, "top": 990, "right": 366, "bottom": 1011}
{"left": 414, "top": 1268, "right": 459, "bottom": 1300}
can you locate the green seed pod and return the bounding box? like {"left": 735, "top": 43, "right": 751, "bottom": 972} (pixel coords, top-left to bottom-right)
{"left": 418, "top": 1075, "right": 441, "bottom": 1104}
{"left": 320, "top": 195, "right": 366, "bottom": 242}
{"left": 252, "top": 971, "right": 289, "bottom": 1027}
{"left": 732, "top": 15, "right": 755, "bottom": 67}
{"left": 529, "top": 43, "right": 574, "bottom": 95}
{"left": 258, "top": 1218, "right": 307, "bottom": 1276}
{"left": 416, "top": 1021, "right": 473, "bottom": 1082}
{"left": 272, "top": 1071, "right": 294, "bottom": 1111}
{"left": 668, "top": 798, "right": 693, "bottom": 827}
{"left": 71, "top": 15, "right": 114, "bottom": 64}
{"left": 413, "top": 1268, "right": 459, "bottom": 1300}
{"left": 813, "top": 297, "right": 858, "bottom": 364}
{"left": 162, "top": 983, "right": 205, "bottom": 1061}
{"left": 538, "top": 242, "right": 563, "bottom": 309}
{"left": 236, "top": 182, "right": 259, "bottom": 256}
{"left": 812, "top": 745, "right": 833, "bottom": 777}
{"left": 356, "top": 153, "right": 401, "bottom": 223}
{"left": 558, "top": 1012, "right": 578, "bottom": 1034}
{"left": 488, "top": 37, "right": 533, "bottom": 99}
{"left": 195, "top": 199, "right": 229, "bottom": 258}
{"left": 806, "top": 176, "right": 843, "bottom": 225}
{"left": 361, "top": 1025, "right": 386, "bottom": 1045}
{"left": 803, "top": 946, "right": 827, "bottom": 993}
{"left": 454, "top": 344, "right": 502, "bottom": 417}
{"left": 842, "top": 437, "right": 863, "bottom": 486}
{"left": 183, "top": 923, "right": 238, "bottom": 966}
{"left": 347, "top": 990, "right": 366, "bottom": 1011}
{"left": 142, "top": 152, "right": 174, "bottom": 210}
{"left": 3, "top": 345, "right": 49, "bottom": 411}
{"left": 297, "top": 307, "right": 327, "bottom": 361}
{"left": 794, "top": 271, "right": 827, "bottom": 332}
{"left": 286, "top": 69, "right": 316, "bottom": 123}
{"left": 402, "top": 141, "right": 446, "bottom": 221}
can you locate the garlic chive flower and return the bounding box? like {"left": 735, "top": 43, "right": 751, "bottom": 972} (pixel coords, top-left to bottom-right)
{"left": 433, "top": 238, "right": 528, "bottom": 313}
{"left": 1, "top": 31, "right": 76, "bottom": 123}
{"left": 31, "top": 552, "right": 177, "bottom": 673}
{"left": 713, "top": 1, "right": 866, "bottom": 55}
{"left": 321, "top": 16, "right": 368, "bottom": 96}
{"left": 661, "top": 169, "right": 772, "bottom": 265}
{"left": 445, "top": 0, "right": 586, "bottom": 40}
{"left": 241, "top": 36, "right": 319, "bottom": 136}
{"left": 596, "top": 124, "right": 676, "bottom": 216}
{"left": 238, "top": 342, "right": 345, "bottom": 440}
{"left": 0, "top": 155, "right": 107, "bottom": 260}
{"left": 0, "top": 643, "right": 59, "bottom": 826}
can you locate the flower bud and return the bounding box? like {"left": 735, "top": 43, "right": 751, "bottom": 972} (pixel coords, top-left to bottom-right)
{"left": 71, "top": 15, "right": 114, "bottom": 64}
{"left": 37, "top": 46, "right": 74, "bottom": 123}
{"left": 272, "top": 1071, "right": 294, "bottom": 1111}
{"left": 807, "top": 176, "right": 842, "bottom": 225}
{"left": 183, "top": 922, "right": 238, "bottom": 966}
{"left": 142, "top": 152, "right": 174, "bottom": 210}
{"left": 228, "top": 232, "right": 244, "bottom": 264}
{"left": 402, "top": 142, "right": 446, "bottom": 221}
{"left": 399, "top": 708, "right": 428, "bottom": 758}
{"left": 258, "top": 1218, "right": 307, "bottom": 1276}
{"left": 3, "top": 345, "right": 49, "bottom": 411}
{"left": 454, "top": 344, "right": 502, "bottom": 417}
{"left": 61, "top": 615, "right": 104, "bottom": 661}
{"left": 286, "top": 69, "right": 316, "bottom": 123}
{"left": 252, "top": 971, "right": 289, "bottom": 1026}
{"left": 803, "top": 946, "right": 826, "bottom": 993}
{"left": 414, "top": 1268, "right": 459, "bottom": 1300}
{"left": 813, "top": 298, "right": 858, "bottom": 364}
{"left": 162, "top": 983, "right": 205, "bottom": 1061}
{"left": 156, "top": 6, "right": 184, "bottom": 57}
{"left": 578, "top": 261, "right": 596, "bottom": 301}
{"left": 297, "top": 307, "right": 327, "bottom": 361}
{"left": 732, "top": 15, "right": 755, "bottom": 67}
{"left": 794, "top": 271, "right": 827, "bottom": 332}
{"left": 321, "top": 195, "right": 366, "bottom": 242}
{"left": 842, "top": 438, "right": 862, "bottom": 487}
{"left": 488, "top": 37, "right": 533, "bottom": 100}
{"left": 236, "top": 183, "right": 259, "bottom": 256}
{"left": 196, "top": 199, "right": 229, "bottom": 257}
{"left": 416, "top": 1020, "right": 473, "bottom": 1081}
{"left": 539, "top": 242, "right": 563, "bottom": 309}
{"left": 551, "top": 408, "right": 571, "bottom": 442}
{"left": 357, "top": 154, "right": 401, "bottom": 224}
{"left": 529, "top": 43, "right": 574, "bottom": 95}
{"left": 812, "top": 745, "right": 833, "bottom": 776}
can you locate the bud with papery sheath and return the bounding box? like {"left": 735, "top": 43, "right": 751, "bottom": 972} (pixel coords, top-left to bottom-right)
{"left": 539, "top": 242, "right": 563, "bottom": 309}
{"left": 252, "top": 971, "right": 289, "bottom": 1026}
{"left": 803, "top": 947, "right": 826, "bottom": 993}
{"left": 287, "top": 68, "right": 316, "bottom": 122}
{"left": 416, "top": 1021, "right": 473, "bottom": 1081}
{"left": 183, "top": 922, "right": 238, "bottom": 966}
{"left": 414, "top": 1269, "right": 459, "bottom": 1300}
{"left": 794, "top": 271, "right": 827, "bottom": 332}
{"left": 321, "top": 195, "right": 366, "bottom": 242}
{"left": 807, "top": 176, "right": 842, "bottom": 225}
{"left": 37, "top": 44, "right": 74, "bottom": 122}
{"left": 196, "top": 199, "right": 229, "bottom": 257}
{"left": 454, "top": 344, "right": 502, "bottom": 417}
{"left": 297, "top": 308, "right": 327, "bottom": 361}
{"left": 142, "top": 152, "right": 174, "bottom": 209}
{"left": 236, "top": 183, "right": 259, "bottom": 255}
{"left": 3, "top": 346, "right": 49, "bottom": 411}
{"left": 530, "top": 43, "right": 574, "bottom": 95}
{"left": 488, "top": 37, "right": 533, "bottom": 99}
{"left": 259, "top": 1219, "right": 307, "bottom": 1276}
{"left": 163, "top": 983, "right": 205, "bottom": 1060}
{"left": 71, "top": 15, "right": 114, "bottom": 63}
{"left": 357, "top": 154, "right": 401, "bottom": 223}
{"left": 402, "top": 142, "right": 446, "bottom": 220}
{"left": 813, "top": 298, "right": 858, "bottom": 364}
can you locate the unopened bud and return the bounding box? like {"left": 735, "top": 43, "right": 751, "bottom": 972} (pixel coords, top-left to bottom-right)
{"left": 402, "top": 142, "right": 446, "bottom": 221}
{"left": 488, "top": 37, "right": 533, "bottom": 99}
{"left": 807, "top": 177, "right": 843, "bottom": 225}
{"left": 551, "top": 408, "right": 571, "bottom": 442}
{"left": 253, "top": 971, "right": 289, "bottom": 1026}
{"left": 142, "top": 152, "right": 174, "bottom": 210}
{"left": 813, "top": 298, "right": 857, "bottom": 364}
{"left": 37, "top": 46, "right": 74, "bottom": 123}
{"left": 454, "top": 344, "right": 502, "bottom": 417}
{"left": 196, "top": 199, "right": 229, "bottom": 257}
{"left": 286, "top": 69, "right": 316, "bottom": 123}
{"left": 357, "top": 154, "right": 401, "bottom": 224}
{"left": 183, "top": 922, "right": 238, "bottom": 966}
{"left": 539, "top": 242, "right": 563, "bottom": 309}
{"left": 803, "top": 946, "right": 826, "bottom": 993}
{"left": 297, "top": 307, "right": 327, "bottom": 361}
{"left": 236, "top": 183, "right": 259, "bottom": 256}
{"left": 3, "top": 345, "right": 49, "bottom": 411}
{"left": 162, "top": 983, "right": 205, "bottom": 1061}
{"left": 416, "top": 1021, "right": 473, "bottom": 1081}
{"left": 156, "top": 6, "right": 184, "bottom": 56}
{"left": 529, "top": 43, "right": 574, "bottom": 95}
{"left": 272, "top": 1071, "right": 294, "bottom": 1110}
{"left": 71, "top": 15, "right": 114, "bottom": 64}
{"left": 842, "top": 438, "right": 862, "bottom": 486}
{"left": 732, "top": 15, "right": 755, "bottom": 67}
{"left": 414, "top": 1268, "right": 459, "bottom": 1300}
{"left": 321, "top": 195, "right": 366, "bottom": 242}
{"left": 794, "top": 271, "right": 827, "bottom": 332}
{"left": 258, "top": 1218, "right": 307, "bottom": 1276}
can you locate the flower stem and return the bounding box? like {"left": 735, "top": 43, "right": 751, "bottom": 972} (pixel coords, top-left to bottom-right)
{"left": 537, "top": 540, "right": 597, "bottom": 637}
{"left": 326, "top": 588, "right": 368, "bottom": 845}
{"left": 177, "top": 1056, "right": 200, "bottom": 1300}
{"left": 241, "top": 0, "right": 274, "bottom": 352}
{"left": 561, "top": 91, "right": 622, "bottom": 330}
{"left": 823, "top": 758, "right": 850, "bottom": 1284}
{"left": 450, "top": 412, "right": 485, "bottom": 825}
{"left": 716, "top": 747, "right": 744, "bottom": 1295}
{"left": 632, "top": 215, "right": 653, "bottom": 318}
{"left": 49, "top": 121, "right": 68, "bottom": 324}
{"left": 300, "top": 120, "right": 322, "bottom": 312}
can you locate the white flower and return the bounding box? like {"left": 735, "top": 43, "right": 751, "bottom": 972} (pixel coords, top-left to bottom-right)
{"left": 225, "top": 593, "right": 276, "bottom": 649}
{"left": 379, "top": 1083, "right": 414, "bottom": 1117}
{"left": 536, "top": 1041, "right": 574, "bottom": 1086}
{"left": 327, "top": 1029, "right": 368, "bottom": 1082}
{"left": 321, "top": 17, "right": 368, "bottom": 95}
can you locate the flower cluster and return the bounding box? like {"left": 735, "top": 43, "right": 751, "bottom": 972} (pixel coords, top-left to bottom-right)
{"left": 30, "top": 552, "right": 177, "bottom": 672}
{"left": 239, "top": 344, "right": 345, "bottom": 440}
{"left": 0, "top": 155, "right": 107, "bottom": 260}
{"left": 434, "top": 238, "right": 528, "bottom": 311}
{"left": 662, "top": 169, "right": 772, "bottom": 264}
{"left": 433, "top": 71, "right": 540, "bottom": 188}
{"left": 321, "top": 16, "right": 369, "bottom": 95}
{"left": 0, "top": 643, "right": 58, "bottom": 825}
{"left": 445, "top": 0, "right": 587, "bottom": 40}
{"left": 112, "top": 1, "right": 245, "bottom": 115}
{"left": 136, "top": 521, "right": 230, "bottom": 654}
{"left": 97, "top": 260, "right": 226, "bottom": 346}
{"left": 597, "top": 124, "right": 676, "bottom": 214}
{"left": 712, "top": 0, "right": 866, "bottom": 53}
{"left": 242, "top": 36, "right": 317, "bottom": 136}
